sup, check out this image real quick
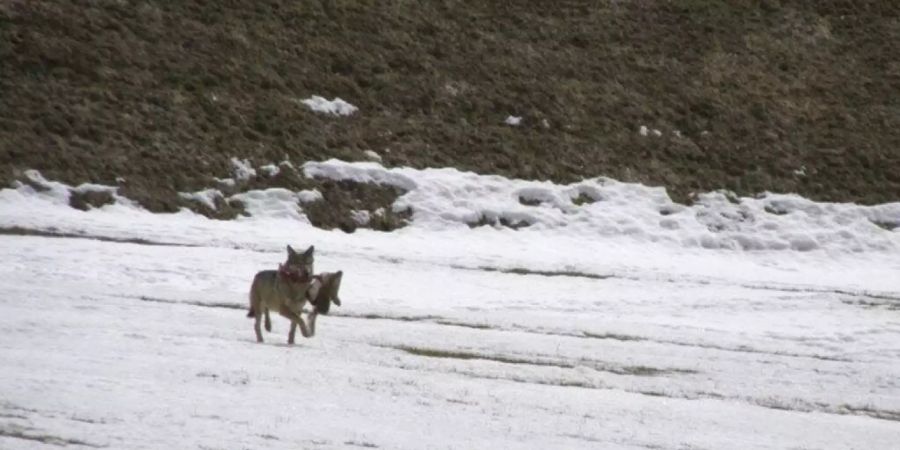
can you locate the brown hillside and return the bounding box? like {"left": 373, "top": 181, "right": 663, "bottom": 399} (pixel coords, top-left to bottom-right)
{"left": 2, "top": 0, "right": 899, "bottom": 214}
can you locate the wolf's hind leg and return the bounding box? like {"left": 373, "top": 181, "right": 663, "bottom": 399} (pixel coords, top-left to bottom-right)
{"left": 264, "top": 309, "right": 272, "bottom": 332}
{"left": 253, "top": 310, "right": 264, "bottom": 343}
{"left": 250, "top": 291, "right": 264, "bottom": 343}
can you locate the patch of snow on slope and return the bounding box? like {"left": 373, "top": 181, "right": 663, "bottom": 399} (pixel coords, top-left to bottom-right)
{"left": 363, "top": 150, "right": 383, "bottom": 162}
{"left": 215, "top": 177, "right": 236, "bottom": 188}
{"left": 3, "top": 171, "right": 900, "bottom": 294}
{"left": 11, "top": 170, "right": 137, "bottom": 209}
{"left": 229, "top": 188, "right": 308, "bottom": 222}
{"left": 298, "top": 189, "right": 323, "bottom": 203}
{"left": 259, "top": 164, "right": 280, "bottom": 177}
{"left": 5, "top": 162, "right": 900, "bottom": 254}
{"left": 303, "top": 160, "right": 417, "bottom": 191}
{"left": 350, "top": 210, "right": 371, "bottom": 225}
{"left": 14, "top": 170, "right": 75, "bottom": 206}
{"left": 72, "top": 182, "right": 117, "bottom": 195}
{"left": 179, "top": 189, "right": 223, "bottom": 211}
{"left": 303, "top": 159, "right": 900, "bottom": 252}
{"left": 230, "top": 157, "right": 256, "bottom": 181}
{"left": 300, "top": 96, "right": 358, "bottom": 116}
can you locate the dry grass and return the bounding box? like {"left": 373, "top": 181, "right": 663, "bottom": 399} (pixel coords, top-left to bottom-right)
{"left": 2, "top": 0, "right": 898, "bottom": 212}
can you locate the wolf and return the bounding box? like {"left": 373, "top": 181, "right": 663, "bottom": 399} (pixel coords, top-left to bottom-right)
{"left": 304, "top": 271, "right": 343, "bottom": 337}
{"left": 246, "top": 245, "right": 315, "bottom": 344}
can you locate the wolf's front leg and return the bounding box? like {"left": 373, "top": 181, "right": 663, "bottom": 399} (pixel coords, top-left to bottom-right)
{"left": 307, "top": 310, "right": 318, "bottom": 337}
{"left": 288, "top": 316, "right": 311, "bottom": 343}
{"left": 279, "top": 308, "right": 310, "bottom": 343}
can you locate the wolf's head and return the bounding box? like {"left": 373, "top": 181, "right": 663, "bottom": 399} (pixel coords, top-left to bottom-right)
{"left": 281, "top": 245, "right": 314, "bottom": 282}
{"left": 311, "top": 271, "right": 343, "bottom": 314}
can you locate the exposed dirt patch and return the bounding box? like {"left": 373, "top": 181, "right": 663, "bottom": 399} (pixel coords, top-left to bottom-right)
{"left": 581, "top": 332, "right": 647, "bottom": 342}
{"left": 344, "top": 440, "right": 379, "bottom": 448}
{"left": 572, "top": 192, "right": 598, "bottom": 206}
{"left": 3, "top": 1, "right": 898, "bottom": 209}
{"left": 518, "top": 195, "right": 542, "bottom": 207}
{"left": 467, "top": 214, "right": 532, "bottom": 230}
{"left": 840, "top": 298, "right": 900, "bottom": 311}
{"left": 389, "top": 345, "right": 695, "bottom": 376}
{"left": 0, "top": 424, "right": 102, "bottom": 448}
{"left": 870, "top": 219, "right": 899, "bottom": 231}
{"left": 839, "top": 405, "right": 900, "bottom": 422}
{"left": 304, "top": 178, "right": 411, "bottom": 232}
{"left": 68, "top": 189, "right": 114, "bottom": 210}
{"left": 469, "top": 265, "right": 612, "bottom": 280}
{"left": 393, "top": 345, "right": 569, "bottom": 367}
{"left": 764, "top": 204, "right": 791, "bottom": 216}
{"left": 136, "top": 295, "right": 245, "bottom": 311}
{"left": 0, "top": 226, "right": 199, "bottom": 247}
{"left": 338, "top": 312, "right": 442, "bottom": 322}
{"left": 435, "top": 320, "right": 493, "bottom": 330}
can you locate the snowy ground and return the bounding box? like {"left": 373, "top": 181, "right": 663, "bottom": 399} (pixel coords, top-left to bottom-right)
{"left": 1, "top": 165, "right": 900, "bottom": 449}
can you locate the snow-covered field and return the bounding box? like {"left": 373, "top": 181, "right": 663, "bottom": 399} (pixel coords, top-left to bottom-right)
{"left": 1, "top": 162, "right": 899, "bottom": 449}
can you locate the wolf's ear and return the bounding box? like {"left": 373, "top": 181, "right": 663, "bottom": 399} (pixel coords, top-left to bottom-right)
{"left": 304, "top": 245, "right": 315, "bottom": 256}
{"left": 287, "top": 245, "right": 296, "bottom": 256}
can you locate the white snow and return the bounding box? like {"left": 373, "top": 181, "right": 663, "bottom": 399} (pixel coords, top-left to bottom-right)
{"left": 639, "top": 125, "right": 662, "bottom": 137}
{"left": 304, "top": 160, "right": 417, "bottom": 191}
{"left": 181, "top": 186, "right": 324, "bottom": 218}
{"left": 363, "top": 150, "right": 383, "bottom": 162}
{"left": 229, "top": 188, "right": 308, "bottom": 222}
{"left": 505, "top": 115, "right": 522, "bottom": 126}
{"left": 72, "top": 182, "right": 114, "bottom": 194}
{"left": 215, "top": 177, "right": 236, "bottom": 188}
{"left": 14, "top": 170, "right": 74, "bottom": 206}
{"left": 259, "top": 163, "right": 281, "bottom": 177}
{"left": 231, "top": 157, "right": 257, "bottom": 181}
{"left": 16, "top": 170, "right": 136, "bottom": 209}
{"left": 350, "top": 209, "right": 371, "bottom": 226}
{"left": 179, "top": 188, "right": 223, "bottom": 211}
{"left": 1, "top": 164, "right": 900, "bottom": 449}
{"left": 300, "top": 96, "right": 358, "bottom": 116}
{"left": 302, "top": 159, "right": 900, "bottom": 253}
{"left": 298, "top": 189, "right": 323, "bottom": 203}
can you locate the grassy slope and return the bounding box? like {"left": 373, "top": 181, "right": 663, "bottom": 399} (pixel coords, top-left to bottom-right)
{"left": 2, "top": 0, "right": 899, "bottom": 212}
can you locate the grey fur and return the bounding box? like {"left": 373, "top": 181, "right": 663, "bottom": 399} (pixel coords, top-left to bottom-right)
{"left": 246, "top": 245, "right": 315, "bottom": 344}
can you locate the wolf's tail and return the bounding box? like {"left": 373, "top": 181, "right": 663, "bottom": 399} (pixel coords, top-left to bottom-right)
{"left": 247, "top": 281, "right": 257, "bottom": 318}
